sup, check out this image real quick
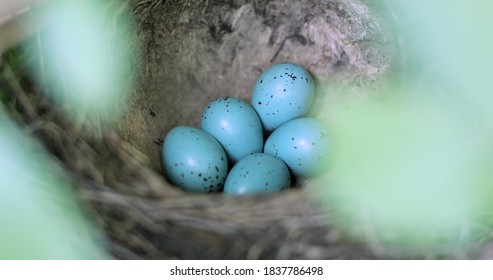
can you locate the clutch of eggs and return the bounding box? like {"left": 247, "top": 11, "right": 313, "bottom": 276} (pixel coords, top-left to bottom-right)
{"left": 162, "top": 62, "right": 329, "bottom": 195}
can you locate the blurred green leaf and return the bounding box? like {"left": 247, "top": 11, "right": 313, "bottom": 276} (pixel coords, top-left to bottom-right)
{"left": 0, "top": 108, "right": 108, "bottom": 259}
{"left": 316, "top": 93, "right": 493, "bottom": 248}
{"left": 26, "top": 0, "right": 138, "bottom": 127}
{"left": 312, "top": 0, "right": 493, "bottom": 252}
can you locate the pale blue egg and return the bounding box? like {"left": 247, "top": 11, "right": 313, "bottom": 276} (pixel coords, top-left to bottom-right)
{"left": 162, "top": 126, "right": 228, "bottom": 192}
{"left": 224, "top": 153, "right": 291, "bottom": 196}
{"left": 201, "top": 97, "right": 263, "bottom": 163}
{"left": 252, "top": 62, "right": 315, "bottom": 131}
{"left": 264, "top": 118, "right": 330, "bottom": 177}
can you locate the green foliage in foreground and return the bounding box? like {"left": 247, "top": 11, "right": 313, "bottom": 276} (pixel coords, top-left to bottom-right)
{"left": 0, "top": 109, "right": 108, "bottom": 259}
{"left": 311, "top": 0, "right": 493, "bottom": 253}
{"left": 0, "top": 0, "right": 136, "bottom": 259}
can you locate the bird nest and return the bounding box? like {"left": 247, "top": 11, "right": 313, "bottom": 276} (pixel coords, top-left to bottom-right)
{"left": 3, "top": 0, "right": 466, "bottom": 259}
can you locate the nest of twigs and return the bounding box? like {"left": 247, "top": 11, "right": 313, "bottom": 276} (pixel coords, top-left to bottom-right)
{"left": 7, "top": 0, "right": 488, "bottom": 259}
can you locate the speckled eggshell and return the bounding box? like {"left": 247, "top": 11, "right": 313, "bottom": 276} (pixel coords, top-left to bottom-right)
{"left": 162, "top": 126, "right": 228, "bottom": 192}
{"left": 201, "top": 96, "right": 263, "bottom": 163}
{"left": 252, "top": 62, "right": 315, "bottom": 131}
{"left": 223, "top": 153, "right": 291, "bottom": 196}
{"left": 264, "top": 118, "right": 330, "bottom": 177}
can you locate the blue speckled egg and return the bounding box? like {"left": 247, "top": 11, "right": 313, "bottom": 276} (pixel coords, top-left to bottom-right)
{"left": 252, "top": 62, "right": 315, "bottom": 131}
{"left": 264, "top": 118, "right": 330, "bottom": 177}
{"left": 201, "top": 97, "right": 263, "bottom": 163}
{"left": 162, "top": 126, "right": 228, "bottom": 192}
{"left": 224, "top": 153, "right": 291, "bottom": 196}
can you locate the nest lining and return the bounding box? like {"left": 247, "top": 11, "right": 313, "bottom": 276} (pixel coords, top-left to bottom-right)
{"left": 120, "top": 0, "right": 391, "bottom": 172}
